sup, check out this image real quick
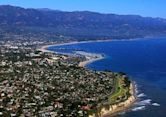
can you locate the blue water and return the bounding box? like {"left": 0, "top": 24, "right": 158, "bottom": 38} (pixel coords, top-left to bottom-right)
{"left": 48, "top": 37, "right": 166, "bottom": 117}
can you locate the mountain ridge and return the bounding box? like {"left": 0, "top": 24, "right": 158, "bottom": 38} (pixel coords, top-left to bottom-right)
{"left": 0, "top": 5, "right": 166, "bottom": 41}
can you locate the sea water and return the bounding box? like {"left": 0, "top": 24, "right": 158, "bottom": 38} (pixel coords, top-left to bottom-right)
{"left": 48, "top": 37, "right": 166, "bottom": 117}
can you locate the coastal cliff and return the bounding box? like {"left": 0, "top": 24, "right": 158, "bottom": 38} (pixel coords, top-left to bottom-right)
{"left": 89, "top": 83, "right": 136, "bottom": 117}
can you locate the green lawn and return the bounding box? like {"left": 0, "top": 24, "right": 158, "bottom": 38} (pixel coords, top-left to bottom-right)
{"left": 109, "top": 76, "right": 129, "bottom": 104}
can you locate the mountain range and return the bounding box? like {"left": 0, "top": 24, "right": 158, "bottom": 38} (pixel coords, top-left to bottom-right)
{"left": 0, "top": 5, "right": 166, "bottom": 41}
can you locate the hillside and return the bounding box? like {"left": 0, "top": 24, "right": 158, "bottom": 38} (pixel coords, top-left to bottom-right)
{"left": 0, "top": 5, "right": 166, "bottom": 41}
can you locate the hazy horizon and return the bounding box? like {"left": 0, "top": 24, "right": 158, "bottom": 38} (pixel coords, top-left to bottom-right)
{"left": 0, "top": 0, "right": 165, "bottom": 19}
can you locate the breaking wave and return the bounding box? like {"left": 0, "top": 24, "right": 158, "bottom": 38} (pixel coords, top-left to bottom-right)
{"left": 137, "top": 93, "right": 146, "bottom": 98}
{"left": 131, "top": 106, "right": 146, "bottom": 111}
{"left": 152, "top": 103, "right": 160, "bottom": 106}
{"left": 135, "top": 99, "right": 152, "bottom": 106}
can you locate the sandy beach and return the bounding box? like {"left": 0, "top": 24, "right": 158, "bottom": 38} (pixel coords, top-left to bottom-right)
{"left": 38, "top": 40, "right": 107, "bottom": 67}
{"left": 38, "top": 39, "right": 113, "bottom": 53}
{"left": 78, "top": 56, "right": 104, "bottom": 67}
{"left": 76, "top": 51, "right": 104, "bottom": 67}
{"left": 38, "top": 44, "right": 56, "bottom": 53}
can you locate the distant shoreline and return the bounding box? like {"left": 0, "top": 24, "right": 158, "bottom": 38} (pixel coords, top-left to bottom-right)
{"left": 76, "top": 51, "right": 104, "bottom": 67}
{"left": 38, "top": 37, "right": 156, "bottom": 53}
{"left": 78, "top": 55, "right": 104, "bottom": 67}
{"left": 38, "top": 39, "right": 113, "bottom": 52}
{"left": 38, "top": 40, "right": 111, "bottom": 66}
{"left": 39, "top": 38, "right": 149, "bottom": 66}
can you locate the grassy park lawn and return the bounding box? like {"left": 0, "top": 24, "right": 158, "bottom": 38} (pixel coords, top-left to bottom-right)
{"left": 109, "top": 76, "right": 129, "bottom": 104}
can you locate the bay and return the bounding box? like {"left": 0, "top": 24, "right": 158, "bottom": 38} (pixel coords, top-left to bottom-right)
{"left": 48, "top": 37, "right": 166, "bottom": 117}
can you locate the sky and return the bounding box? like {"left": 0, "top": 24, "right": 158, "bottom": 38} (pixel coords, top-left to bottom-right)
{"left": 0, "top": 0, "right": 165, "bottom": 18}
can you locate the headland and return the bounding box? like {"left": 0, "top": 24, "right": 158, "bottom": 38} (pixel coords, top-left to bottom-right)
{"left": 39, "top": 41, "right": 136, "bottom": 117}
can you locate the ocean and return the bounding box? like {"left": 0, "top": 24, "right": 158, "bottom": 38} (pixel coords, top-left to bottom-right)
{"left": 47, "top": 37, "right": 166, "bottom": 117}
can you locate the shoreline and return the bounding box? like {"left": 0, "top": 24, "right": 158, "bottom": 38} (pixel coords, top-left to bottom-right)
{"left": 39, "top": 40, "right": 137, "bottom": 117}
{"left": 38, "top": 39, "right": 113, "bottom": 53}
{"left": 38, "top": 36, "right": 159, "bottom": 53}
{"left": 88, "top": 82, "right": 136, "bottom": 117}
{"left": 76, "top": 51, "right": 105, "bottom": 67}
{"left": 38, "top": 40, "right": 109, "bottom": 67}
{"left": 78, "top": 55, "right": 104, "bottom": 67}
{"left": 38, "top": 44, "right": 56, "bottom": 53}
{"left": 101, "top": 82, "right": 136, "bottom": 117}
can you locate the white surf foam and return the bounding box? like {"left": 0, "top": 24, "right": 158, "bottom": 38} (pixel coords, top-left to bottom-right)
{"left": 131, "top": 106, "right": 146, "bottom": 111}
{"left": 152, "top": 103, "right": 160, "bottom": 106}
{"left": 118, "top": 111, "right": 126, "bottom": 115}
{"left": 137, "top": 93, "right": 146, "bottom": 98}
{"left": 135, "top": 99, "right": 152, "bottom": 106}
{"left": 134, "top": 82, "right": 139, "bottom": 95}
